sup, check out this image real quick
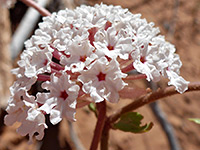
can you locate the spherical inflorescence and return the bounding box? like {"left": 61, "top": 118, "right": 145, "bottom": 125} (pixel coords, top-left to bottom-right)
{"left": 5, "top": 4, "right": 189, "bottom": 143}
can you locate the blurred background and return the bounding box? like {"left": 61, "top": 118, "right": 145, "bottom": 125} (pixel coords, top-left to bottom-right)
{"left": 0, "top": 0, "right": 200, "bottom": 150}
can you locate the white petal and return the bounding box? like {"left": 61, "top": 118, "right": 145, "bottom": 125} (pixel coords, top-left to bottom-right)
{"left": 50, "top": 109, "right": 62, "bottom": 125}
{"left": 166, "top": 71, "right": 189, "bottom": 94}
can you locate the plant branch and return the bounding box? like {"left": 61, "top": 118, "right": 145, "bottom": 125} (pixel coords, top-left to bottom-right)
{"left": 90, "top": 100, "right": 106, "bottom": 150}
{"left": 20, "top": 0, "right": 51, "bottom": 16}
{"left": 100, "top": 119, "right": 110, "bottom": 150}
{"left": 100, "top": 82, "right": 200, "bottom": 150}
{"left": 108, "top": 82, "right": 200, "bottom": 124}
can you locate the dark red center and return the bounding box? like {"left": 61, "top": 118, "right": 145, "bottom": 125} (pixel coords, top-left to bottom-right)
{"left": 80, "top": 55, "right": 87, "bottom": 62}
{"left": 97, "top": 72, "right": 106, "bottom": 81}
{"left": 107, "top": 45, "right": 114, "bottom": 51}
{"left": 140, "top": 56, "right": 146, "bottom": 63}
{"left": 70, "top": 24, "right": 73, "bottom": 29}
{"left": 60, "top": 91, "right": 68, "bottom": 100}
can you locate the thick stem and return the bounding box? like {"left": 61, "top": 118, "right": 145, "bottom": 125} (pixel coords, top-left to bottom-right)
{"left": 108, "top": 82, "right": 200, "bottom": 124}
{"left": 100, "top": 82, "right": 200, "bottom": 150}
{"left": 100, "top": 119, "right": 110, "bottom": 150}
{"left": 90, "top": 100, "right": 106, "bottom": 150}
{"left": 20, "top": 0, "right": 51, "bottom": 16}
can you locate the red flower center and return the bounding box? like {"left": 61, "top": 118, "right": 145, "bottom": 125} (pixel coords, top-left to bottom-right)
{"left": 140, "top": 56, "right": 146, "bottom": 63}
{"left": 107, "top": 45, "right": 114, "bottom": 51}
{"left": 60, "top": 91, "right": 68, "bottom": 100}
{"left": 97, "top": 72, "right": 106, "bottom": 81}
{"left": 80, "top": 55, "right": 87, "bottom": 62}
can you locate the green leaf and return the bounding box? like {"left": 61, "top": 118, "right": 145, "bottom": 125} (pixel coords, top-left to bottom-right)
{"left": 88, "top": 103, "right": 96, "bottom": 112}
{"left": 88, "top": 103, "right": 97, "bottom": 117}
{"left": 113, "top": 112, "right": 153, "bottom": 133}
{"left": 188, "top": 118, "right": 200, "bottom": 124}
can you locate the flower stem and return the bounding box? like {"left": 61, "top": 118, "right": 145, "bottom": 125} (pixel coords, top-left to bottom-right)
{"left": 108, "top": 82, "right": 200, "bottom": 124}
{"left": 37, "top": 74, "right": 50, "bottom": 81}
{"left": 99, "top": 82, "right": 200, "bottom": 150}
{"left": 123, "top": 74, "right": 147, "bottom": 80}
{"left": 100, "top": 119, "right": 110, "bottom": 150}
{"left": 90, "top": 100, "right": 106, "bottom": 150}
{"left": 121, "top": 63, "right": 135, "bottom": 73}
{"left": 50, "top": 62, "right": 64, "bottom": 71}
{"left": 20, "top": 0, "right": 51, "bottom": 16}
{"left": 51, "top": 45, "right": 63, "bottom": 60}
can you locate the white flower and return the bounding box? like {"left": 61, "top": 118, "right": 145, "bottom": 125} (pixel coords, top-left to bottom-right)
{"left": 166, "top": 70, "right": 189, "bottom": 93}
{"left": 132, "top": 34, "right": 189, "bottom": 91}
{"left": 17, "top": 102, "right": 47, "bottom": 144}
{"left": 4, "top": 89, "right": 47, "bottom": 144}
{"left": 60, "top": 37, "right": 96, "bottom": 73}
{"left": 160, "top": 42, "right": 190, "bottom": 93}
{"left": 10, "top": 76, "right": 37, "bottom": 95}
{"left": 78, "top": 57, "right": 127, "bottom": 103}
{"left": 37, "top": 72, "right": 80, "bottom": 124}
{"left": 5, "top": 89, "right": 29, "bottom": 125}
{"left": 94, "top": 27, "right": 133, "bottom": 59}
{"left": 130, "top": 24, "right": 162, "bottom": 82}
{"left": 17, "top": 46, "right": 53, "bottom": 78}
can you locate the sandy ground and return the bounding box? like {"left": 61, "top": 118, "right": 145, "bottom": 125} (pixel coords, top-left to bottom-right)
{"left": 0, "top": 0, "right": 200, "bottom": 150}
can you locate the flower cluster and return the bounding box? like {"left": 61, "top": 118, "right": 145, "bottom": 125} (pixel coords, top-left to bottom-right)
{"left": 5, "top": 4, "right": 189, "bottom": 143}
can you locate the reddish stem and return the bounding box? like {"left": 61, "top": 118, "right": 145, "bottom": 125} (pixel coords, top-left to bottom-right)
{"left": 76, "top": 100, "right": 91, "bottom": 109}
{"left": 78, "top": 89, "right": 85, "bottom": 97}
{"left": 118, "top": 59, "right": 130, "bottom": 66}
{"left": 37, "top": 74, "right": 50, "bottom": 81}
{"left": 109, "top": 82, "right": 200, "bottom": 124}
{"left": 50, "top": 68, "right": 63, "bottom": 76}
{"left": 51, "top": 68, "right": 60, "bottom": 73}
{"left": 50, "top": 62, "right": 64, "bottom": 71}
{"left": 51, "top": 46, "right": 63, "bottom": 60}
{"left": 90, "top": 100, "right": 106, "bottom": 150}
{"left": 123, "top": 74, "right": 147, "bottom": 80}
{"left": 100, "top": 119, "right": 110, "bottom": 150}
{"left": 121, "top": 63, "right": 135, "bottom": 73}
{"left": 20, "top": 0, "right": 51, "bottom": 16}
{"left": 100, "top": 82, "right": 200, "bottom": 150}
